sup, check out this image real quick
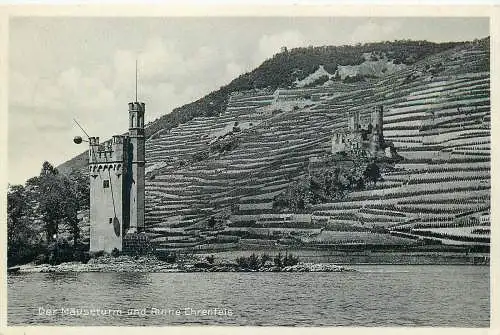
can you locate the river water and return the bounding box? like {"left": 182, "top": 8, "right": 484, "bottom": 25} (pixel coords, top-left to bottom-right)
{"left": 7, "top": 265, "right": 489, "bottom": 327}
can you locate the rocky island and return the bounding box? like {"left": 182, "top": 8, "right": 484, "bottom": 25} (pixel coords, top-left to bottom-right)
{"left": 13, "top": 254, "right": 355, "bottom": 273}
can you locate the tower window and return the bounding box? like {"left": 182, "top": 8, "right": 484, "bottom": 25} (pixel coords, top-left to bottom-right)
{"left": 109, "top": 218, "right": 112, "bottom": 224}
{"left": 103, "top": 180, "right": 110, "bottom": 188}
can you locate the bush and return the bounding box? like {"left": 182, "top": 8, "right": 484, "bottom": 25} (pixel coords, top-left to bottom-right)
{"left": 47, "top": 239, "right": 75, "bottom": 265}
{"left": 8, "top": 241, "right": 45, "bottom": 267}
{"left": 236, "top": 253, "right": 260, "bottom": 270}
{"left": 206, "top": 255, "right": 215, "bottom": 264}
{"left": 261, "top": 253, "right": 271, "bottom": 266}
{"left": 283, "top": 253, "right": 299, "bottom": 267}
{"left": 111, "top": 248, "right": 120, "bottom": 257}
{"left": 73, "top": 243, "right": 90, "bottom": 263}
{"left": 273, "top": 253, "right": 283, "bottom": 268}
{"left": 79, "top": 252, "right": 91, "bottom": 264}
{"left": 155, "top": 250, "right": 177, "bottom": 263}
{"left": 248, "top": 253, "right": 259, "bottom": 270}
{"left": 89, "top": 250, "right": 105, "bottom": 259}
{"left": 236, "top": 256, "right": 249, "bottom": 269}
{"left": 34, "top": 253, "right": 49, "bottom": 265}
{"left": 234, "top": 252, "right": 300, "bottom": 270}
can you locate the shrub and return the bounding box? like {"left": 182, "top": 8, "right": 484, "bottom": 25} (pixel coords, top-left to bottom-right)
{"left": 111, "top": 248, "right": 120, "bottom": 258}
{"left": 283, "top": 253, "right": 299, "bottom": 267}
{"left": 73, "top": 243, "right": 90, "bottom": 263}
{"left": 206, "top": 255, "right": 215, "bottom": 264}
{"left": 79, "top": 252, "right": 91, "bottom": 264}
{"left": 236, "top": 256, "right": 249, "bottom": 269}
{"left": 261, "top": 253, "right": 271, "bottom": 266}
{"left": 234, "top": 252, "right": 300, "bottom": 270}
{"left": 155, "top": 250, "right": 177, "bottom": 263}
{"left": 273, "top": 253, "right": 283, "bottom": 268}
{"left": 248, "top": 253, "right": 260, "bottom": 270}
{"left": 89, "top": 250, "right": 105, "bottom": 259}
{"left": 235, "top": 253, "right": 260, "bottom": 270}
{"left": 34, "top": 253, "right": 49, "bottom": 265}
{"left": 47, "top": 239, "right": 75, "bottom": 265}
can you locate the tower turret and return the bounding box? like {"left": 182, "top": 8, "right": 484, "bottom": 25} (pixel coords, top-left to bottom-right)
{"left": 89, "top": 137, "right": 100, "bottom": 163}
{"left": 127, "top": 101, "right": 146, "bottom": 233}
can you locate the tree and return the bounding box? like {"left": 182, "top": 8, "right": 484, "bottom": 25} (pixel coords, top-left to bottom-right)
{"left": 274, "top": 175, "right": 314, "bottom": 213}
{"left": 7, "top": 184, "right": 27, "bottom": 229}
{"left": 68, "top": 170, "right": 90, "bottom": 210}
{"left": 27, "top": 161, "right": 80, "bottom": 244}
{"left": 41, "top": 161, "right": 58, "bottom": 176}
{"left": 7, "top": 184, "right": 43, "bottom": 266}
{"left": 364, "top": 161, "right": 381, "bottom": 185}
{"left": 207, "top": 216, "right": 216, "bottom": 229}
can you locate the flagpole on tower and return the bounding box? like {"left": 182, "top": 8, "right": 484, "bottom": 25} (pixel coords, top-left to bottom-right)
{"left": 135, "top": 58, "right": 138, "bottom": 102}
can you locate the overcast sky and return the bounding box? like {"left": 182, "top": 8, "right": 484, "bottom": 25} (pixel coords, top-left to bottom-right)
{"left": 8, "top": 17, "right": 489, "bottom": 185}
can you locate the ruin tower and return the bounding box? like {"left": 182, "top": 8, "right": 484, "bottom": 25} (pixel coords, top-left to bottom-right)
{"left": 347, "top": 111, "right": 360, "bottom": 132}
{"left": 89, "top": 135, "right": 128, "bottom": 252}
{"left": 371, "top": 105, "right": 384, "bottom": 138}
{"left": 370, "top": 105, "right": 384, "bottom": 153}
{"left": 127, "top": 101, "right": 146, "bottom": 233}
{"left": 331, "top": 130, "right": 346, "bottom": 154}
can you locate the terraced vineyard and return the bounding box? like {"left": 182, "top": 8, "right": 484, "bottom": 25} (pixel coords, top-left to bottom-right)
{"left": 139, "top": 40, "right": 490, "bottom": 252}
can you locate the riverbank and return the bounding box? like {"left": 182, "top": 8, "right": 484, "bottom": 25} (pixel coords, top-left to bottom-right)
{"left": 11, "top": 255, "right": 355, "bottom": 273}
{"left": 200, "top": 249, "right": 490, "bottom": 266}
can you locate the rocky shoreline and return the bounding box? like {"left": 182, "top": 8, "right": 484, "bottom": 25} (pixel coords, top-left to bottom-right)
{"left": 13, "top": 255, "right": 355, "bottom": 273}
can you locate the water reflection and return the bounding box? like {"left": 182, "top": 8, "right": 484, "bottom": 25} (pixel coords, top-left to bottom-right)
{"left": 109, "top": 272, "right": 152, "bottom": 286}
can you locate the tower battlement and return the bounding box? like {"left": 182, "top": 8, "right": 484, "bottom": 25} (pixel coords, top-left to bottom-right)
{"left": 113, "top": 135, "right": 125, "bottom": 144}
{"left": 128, "top": 101, "right": 145, "bottom": 111}
{"left": 89, "top": 135, "right": 128, "bottom": 164}
{"left": 89, "top": 136, "right": 100, "bottom": 146}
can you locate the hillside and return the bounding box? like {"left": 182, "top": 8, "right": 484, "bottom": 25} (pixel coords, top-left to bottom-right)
{"left": 58, "top": 40, "right": 466, "bottom": 175}
{"left": 58, "top": 38, "right": 490, "bottom": 253}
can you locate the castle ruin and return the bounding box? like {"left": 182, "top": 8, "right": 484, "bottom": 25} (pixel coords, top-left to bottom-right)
{"left": 331, "top": 106, "right": 390, "bottom": 157}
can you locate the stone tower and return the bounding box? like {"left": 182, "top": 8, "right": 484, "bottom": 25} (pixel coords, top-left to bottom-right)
{"left": 88, "top": 101, "right": 146, "bottom": 252}
{"left": 88, "top": 135, "right": 129, "bottom": 252}
{"left": 371, "top": 105, "right": 383, "bottom": 138}
{"left": 127, "top": 101, "right": 146, "bottom": 233}
{"left": 347, "top": 111, "right": 359, "bottom": 132}
{"left": 370, "top": 105, "right": 384, "bottom": 154}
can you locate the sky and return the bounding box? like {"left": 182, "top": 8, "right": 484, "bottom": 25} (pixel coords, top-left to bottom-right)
{"left": 8, "top": 16, "right": 489, "bottom": 185}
